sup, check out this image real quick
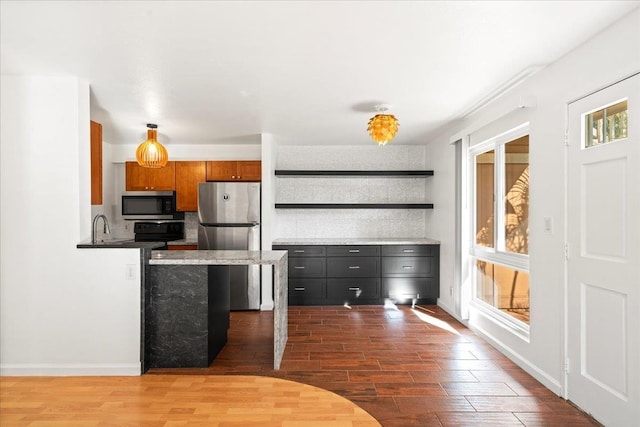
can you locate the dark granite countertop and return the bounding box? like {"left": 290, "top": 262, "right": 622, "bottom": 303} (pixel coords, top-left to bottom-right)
{"left": 77, "top": 239, "right": 165, "bottom": 249}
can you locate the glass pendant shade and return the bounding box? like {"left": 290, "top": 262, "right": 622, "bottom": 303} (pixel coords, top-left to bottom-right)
{"left": 136, "top": 126, "right": 168, "bottom": 168}
{"left": 367, "top": 113, "right": 399, "bottom": 145}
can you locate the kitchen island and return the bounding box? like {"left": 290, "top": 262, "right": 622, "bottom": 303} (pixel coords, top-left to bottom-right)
{"left": 147, "top": 250, "right": 288, "bottom": 371}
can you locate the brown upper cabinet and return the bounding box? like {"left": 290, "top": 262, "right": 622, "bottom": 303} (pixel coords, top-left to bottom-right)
{"left": 206, "top": 161, "right": 261, "bottom": 182}
{"left": 90, "top": 121, "right": 102, "bottom": 205}
{"left": 125, "top": 161, "right": 176, "bottom": 191}
{"left": 175, "top": 161, "right": 206, "bottom": 212}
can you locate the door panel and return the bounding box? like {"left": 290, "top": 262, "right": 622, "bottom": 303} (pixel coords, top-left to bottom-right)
{"left": 198, "top": 182, "right": 260, "bottom": 224}
{"left": 236, "top": 161, "right": 262, "bottom": 181}
{"left": 197, "top": 225, "right": 252, "bottom": 250}
{"left": 582, "top": 157, "right": 626, "bottom": 260}
{"left": 206, "top": 161, "right": 237, "bottom": 181}
{"left": 175, "top": 161, "right": 205, "bottom": 212}
{"left": 567, "top": 73, "right": 639, "bottom": 426}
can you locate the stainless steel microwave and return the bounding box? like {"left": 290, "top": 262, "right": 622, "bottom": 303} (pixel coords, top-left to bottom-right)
{"left": 121, "top": 191, "right": 184, "bottom": 220}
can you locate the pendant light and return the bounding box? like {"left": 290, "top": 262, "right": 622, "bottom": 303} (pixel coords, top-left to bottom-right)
{"left": 367, "top": 104, "right": 399, "bottom": 145}
{"left": 136, "top": 123, "right": 169, "bottom": 168}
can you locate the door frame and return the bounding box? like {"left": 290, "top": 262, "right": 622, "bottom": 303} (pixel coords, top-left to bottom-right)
{"left": 563, "top": 70, "right": 639, "bottom": 408}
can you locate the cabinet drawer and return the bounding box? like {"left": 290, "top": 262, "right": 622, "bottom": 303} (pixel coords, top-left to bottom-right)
{"left": 327, "top": 245, "right": 380, "bottom": 257}
{"left": 327, "top": 278, "right": 380, "bottom": 300}
{"left": 382, "top": 257, "right": 434, "bottom": 277}
{"left": 327, "top": 257, "right": 380, "bottom": 278}
{"left": 289, "top": 279, "right": 326, "bottom": 304}
{"left": 288, "top": 257, "right": 326, "bottom": 278}
{"left": 273, "top": 245, "right": 326, "bottom": 257}
{"left": 381, "top": 245, "right": 438, "bottom": 257}
{"left": 383, "top": 278, "right": 438, "bottom": 300}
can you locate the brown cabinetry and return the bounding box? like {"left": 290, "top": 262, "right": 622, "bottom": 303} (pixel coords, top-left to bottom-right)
{"left": 175, "top": 161, "right": 206, "bottom": 211}
{"left": 206, "top": 161, "right": 261, "bottom": 182}
{"left": 167, "top": 244, "right": 198, "bottom": 250}
{"left": 90, "top": 121, "right": 102, "bottom": 205}
{"left": 125, "top": 161, "right": 176, "bottom": 191}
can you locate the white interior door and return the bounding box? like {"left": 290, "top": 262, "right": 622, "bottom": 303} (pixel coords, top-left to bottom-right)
{"left": 567, "top": 73, "right": 639, "bottom": 426}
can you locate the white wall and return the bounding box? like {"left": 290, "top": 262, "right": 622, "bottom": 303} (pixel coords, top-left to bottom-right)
{"left": 1, "top": 76, "right": 142, "bottom": 375}
{"left": 260, "top": 133, "right": 277, "bottom": 310}
{"left": 429, "top": 9, "right": 640, "bottom": 395}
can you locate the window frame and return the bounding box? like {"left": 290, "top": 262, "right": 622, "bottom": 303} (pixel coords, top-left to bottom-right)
{"left": 469, "top": 122, "right": 530, "bottom": 330}
{"left": 582, "top": 97, "right": 628, "bottom": 149}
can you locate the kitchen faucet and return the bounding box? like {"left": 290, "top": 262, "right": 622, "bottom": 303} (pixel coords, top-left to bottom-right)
{"left": 92, "top": 214, "right": 111, "bottom": 244}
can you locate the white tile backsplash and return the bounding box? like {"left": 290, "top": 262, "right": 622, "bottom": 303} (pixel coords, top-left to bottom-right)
{"left": 274, "top": 145, "right": 432, "bottom": 239}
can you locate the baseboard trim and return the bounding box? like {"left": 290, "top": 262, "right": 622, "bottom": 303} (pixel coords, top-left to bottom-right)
{"left": 0, "top": 363, "right": 141, "bottom": 376}
{"left": 469, "top": 322, "right": 562, "bottom": 396}
{"left": 437, "top": 300, "right": 562, "bottom": 396}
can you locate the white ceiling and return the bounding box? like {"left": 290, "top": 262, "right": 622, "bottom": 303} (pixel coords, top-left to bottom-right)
{"left": 2, "top": 1, "right": 638, "bottom": 146}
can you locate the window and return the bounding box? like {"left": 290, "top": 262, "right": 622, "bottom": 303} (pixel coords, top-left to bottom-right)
{"left": 584, "top": 99, "right": 628, "bottom": 148}
{"left": 470, "top": 124, "right": 530, "bottom": 325}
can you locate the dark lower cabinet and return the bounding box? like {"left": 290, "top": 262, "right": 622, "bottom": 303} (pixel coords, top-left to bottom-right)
{"left": 327, "top": 278, "right": 380, "bottom": 301}
{"left": 289, "top": 257, "right": 326, "bottom": 278}
{"left": 289, "top": 278, "right": 326, "bottom": 305}
{"left": 381, "top": 245, "right": 439, "bottom": 304}
{"left": 383, "top": 277, "right": 437, "bottom": 301}
{"left": 274, "top": 243, "right": 439, "bottom": 305}
{"left": 382, "top": 256, "right": 435, "bottom": 276}
{"left": 327, "top": 257, "right": 380, "bottom": 278}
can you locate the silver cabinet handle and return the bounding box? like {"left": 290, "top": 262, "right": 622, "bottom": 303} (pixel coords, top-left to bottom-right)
{"left": 402, "top": 249, "right": 414, "bottom": 253}
{"left": 294, "top": 250, "right": 305, "bottom": 253}
{"left": 294, "top": 266, "right": 305, "bottom": 269}
{"left": 348, "top": 266, "right": 360, "bottom": 269}
{"left": 294, "top": 287, "right": 305, "bottom": 291}
{"left": 348, "top": 287, "right": 361, "bottom": 291}
{"left": 348, "top": 249, "right": 360, "bottom": 253}
{"left": 402, "top": 265, "right": 414, "bottom": 269}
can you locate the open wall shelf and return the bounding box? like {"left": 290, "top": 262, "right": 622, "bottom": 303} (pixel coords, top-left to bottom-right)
{"left": 275, "top": 170, "right": 434, "bottom": 177}
{"left": 275, "top": 169, "right": 434, "bottom": 210}
{"left": 275, "top": 203, "right": 434, "bottom": 209}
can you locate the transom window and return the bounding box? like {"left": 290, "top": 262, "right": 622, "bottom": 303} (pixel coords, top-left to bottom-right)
{"left": 584, "top": 99, "right": 628, "bottom": 148}
{"left": 470, "top": 123, "right": 530, "bottom": 326}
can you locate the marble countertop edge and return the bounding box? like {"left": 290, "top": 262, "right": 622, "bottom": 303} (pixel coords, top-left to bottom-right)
{"left": 272, "top": 237, "right": 440, "bottom": 245}
{"left": 150, "top": 250, "right": 287, "bottom": 265}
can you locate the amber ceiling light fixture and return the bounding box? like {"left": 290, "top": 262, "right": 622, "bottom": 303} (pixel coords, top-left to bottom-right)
{"left": 367, "top": 104, "right": 399, "bottom": 145}
{"left": 136, "top": 123, "right": 168, "bottom": 168}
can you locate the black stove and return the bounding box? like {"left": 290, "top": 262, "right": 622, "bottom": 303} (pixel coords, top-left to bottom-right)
{"left": 133, "top": 221, "right": 185, "bottom": 247}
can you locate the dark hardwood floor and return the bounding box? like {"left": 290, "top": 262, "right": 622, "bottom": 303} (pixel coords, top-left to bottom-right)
{"left": 148, "top": 304, "right": 601, "bottom": 427}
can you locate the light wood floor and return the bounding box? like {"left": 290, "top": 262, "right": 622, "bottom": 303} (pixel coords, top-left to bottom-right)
{"left": 0, "top": 374, "right": 380, "bottom": 426}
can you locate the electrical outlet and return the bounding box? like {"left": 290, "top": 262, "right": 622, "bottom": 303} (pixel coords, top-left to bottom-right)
{"left": 124, "top": 222, "right": 130, "bottom": 231}
{"left": 449, "top": 286, "right": 453, "bottom": 296}
{"left": 544, "top": 216, "right": 553, "bottom": 234}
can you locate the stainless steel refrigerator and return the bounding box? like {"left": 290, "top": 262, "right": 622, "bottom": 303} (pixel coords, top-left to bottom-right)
{"left": 197, "top": 182, "right": 261, "bottom": 310}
